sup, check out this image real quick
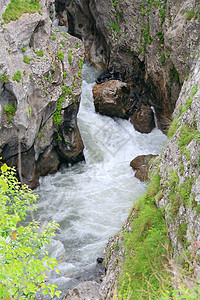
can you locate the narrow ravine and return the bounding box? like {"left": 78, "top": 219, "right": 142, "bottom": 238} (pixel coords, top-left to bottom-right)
{"left": 34, "top": 63, "right": 167, "bottom": 298}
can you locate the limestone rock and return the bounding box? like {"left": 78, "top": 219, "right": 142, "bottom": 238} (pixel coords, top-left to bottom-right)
{"left": 93, "top": 80, "right": 130, "bottom": 119}
{"left": 130, "top": 105, "right": 155, "bottom": 133}
{"left": 0, "top": 0, "right": 84, "bottom": 187}
{"left": 65, "top": 281, "right": 101, "bottom": 300}
{"left": 130, "top": 154, "right": 158, "bottom": 182}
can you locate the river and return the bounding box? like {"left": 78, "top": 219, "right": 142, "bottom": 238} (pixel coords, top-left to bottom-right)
{"left": 35, "top": 63, "right": 167, "bottom": 298}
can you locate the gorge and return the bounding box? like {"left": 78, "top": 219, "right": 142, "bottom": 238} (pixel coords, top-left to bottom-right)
{"left": 0, "top": 0, "right": 200, "bottom": 299}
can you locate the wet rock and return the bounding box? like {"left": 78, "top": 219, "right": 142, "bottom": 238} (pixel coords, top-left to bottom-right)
{"left": 97, "top": 257, "right": 104, "bottom": 264}
{"left": 65, "top": 281, "right": 101, "bottom": 300}
{"left": 130, "top": 154, "right": 158, "bottom": 182}
{"left": 92, "top": 80, "right": 130, "bottom": 119}
{"left": 130, "top": 105, "right": 155, "bottom": 133}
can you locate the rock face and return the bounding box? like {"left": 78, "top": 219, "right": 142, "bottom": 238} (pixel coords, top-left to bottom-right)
{"left": 56, "top": 0, "right": 200, "bottom": 133}
{"left": 92, "top": 80, "right": 130, "bottom": 119}
{"left": 0, "top": 0, "right": 84, "bottom": 188}
{"left": 130, "top": 154, "right": 157, "bottom": 181}
{"left": 65, "top": 281, "right": 101, "bottom": 300}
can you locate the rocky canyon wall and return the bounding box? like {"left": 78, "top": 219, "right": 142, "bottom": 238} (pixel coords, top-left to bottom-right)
{"left": 0, "top": 0, "right": 84, "bottom": 188}
{"left": 57, "top": 0, "right": 199, "bottom": 133}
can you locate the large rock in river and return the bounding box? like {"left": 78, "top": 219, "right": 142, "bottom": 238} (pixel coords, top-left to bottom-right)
{"left": 130, "top": 154, "right": 157, "bottom": 181}
{"left": 130, "top": 105, "right": 155, "bottom": 133}
{"left": 92, "top": 80, "right": 130, "bottom": 119}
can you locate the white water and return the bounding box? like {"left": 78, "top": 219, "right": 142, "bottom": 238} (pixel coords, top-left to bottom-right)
{"left": 35, "top": 63, "right": 167, "bottom": 298}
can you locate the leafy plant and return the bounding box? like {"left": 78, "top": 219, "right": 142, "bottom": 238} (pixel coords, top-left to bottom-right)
{"left": 22, "top": 46, "right": 27, "bottom": 52}
{"left": 58, "top": 51, "right": 63, "bottom": 61}
{"left": 0, "top": 73, "right": 10, "bottom": 83}
{"left": 186, "top": 9, "right": 195, "bottom": 20}
{"left": 34, "top": 49, "right": 44, "bottom": 57}
{"left": 12, "top": 71, "right": 22, "bottom": 83}
{"left": 79, "top": 58, "right": 83, "bottom": 69}
{"left": 51, "top": 34, "right": 56, "bottom": 41}
{"left": 2, "top": 0, "right": 41, "bottom": 24}
{"left": 23, "top": 55, "right": 34, "bottom": 64}
{"left": 4, "top": 103, "right": 16, "bottom": 123}
{"left": 0, "top": 162, "right": 61, "bottom": 299}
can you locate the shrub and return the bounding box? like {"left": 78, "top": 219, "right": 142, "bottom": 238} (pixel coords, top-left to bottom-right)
{"left": 0, "top": 163, "right": 61, "bottom": 299}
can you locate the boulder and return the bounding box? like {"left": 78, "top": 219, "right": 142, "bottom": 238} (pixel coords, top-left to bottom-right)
{"left": 130, "top": 154, "right": 158, "bottom": 181}
{"left": 92, "top": 80, "right": 130, "bottom": 119}
{"left": 130, "top": 105, "right": 155, "bottom": 133}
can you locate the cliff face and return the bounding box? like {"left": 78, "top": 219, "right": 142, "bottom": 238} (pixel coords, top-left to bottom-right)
{"left": 0, "top": 0, "right": 84, "bottom": 188}
{"left": 57, "top": 0, "right": 199, "bottom": 133}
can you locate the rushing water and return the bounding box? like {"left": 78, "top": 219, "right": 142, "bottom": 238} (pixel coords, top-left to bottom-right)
{"left": 35, "top": 63, "right": 167, "bottom": 298}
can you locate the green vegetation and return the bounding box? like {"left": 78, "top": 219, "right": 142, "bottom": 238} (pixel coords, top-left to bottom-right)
{"left": 0, "top": 73, "right": 10, "bottom": 83}
{"left": 23, "top": 55, "right": 34, "bottom": 64}
{"left": 68, "top": 53, "right": 72, "bottom": 64}
{"left": 170, "top": 66, "right": 180, "bottom": 84}
{"left": 161, "top": 53, "right": 166, "bottom": 66}
{"left": 79, "top": 58, "right": 83, "bottom": 69}
{"left": 168, "top": 117, "right": 179, "bottom": 138}
{"left": 12, "top": 71, "right": 22, "bottom": 83}
{"left": 178, "top": 125, "right": 198, "bottom": 160}
{"left": 34, "top": 49, "right": 44, "bottom": 57}
{"left": 57, "top": 51, "right": 64, "bottom": 61}
{"left": 28, "top": 106, "right": 31, "bottom": 117}
{"left": 51, "top": 34, "right": 56, "bottom": 41}
{"left": 0, "top": 162, "right": 61, "bottom": 299}
{"left": 118, "top": 174, "right": 171, "bottom": 299}
{"left": 2, "top": 0, "right": 41, "bottom": 24}
{"left": 53, "top": 96, "right": 65, "bottom": 125}
{"left": 4, "top": 103, "right": 16, "bottom": 123}
{"left": 22, "top": 46, "right": 28, "bottom": 52}
{"left": 186, "top": 9, "right": 195, "bottom": 20}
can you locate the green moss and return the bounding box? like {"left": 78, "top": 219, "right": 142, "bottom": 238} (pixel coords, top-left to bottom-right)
{"left": 2, "top": 0, "right": 41, "bottom": 24}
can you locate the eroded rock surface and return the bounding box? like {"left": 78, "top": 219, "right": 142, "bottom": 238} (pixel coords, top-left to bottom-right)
{"left": 130, "top": 105, "right": 155, "bottom": 133}
{"left": 93, "top": 80, "right": 130, "bottom": 119}
{"left": 0, "top": 0, "right": 84, "bottom": 188}
{"left": 65, "top": 281, "right": 101, "bottom": 300}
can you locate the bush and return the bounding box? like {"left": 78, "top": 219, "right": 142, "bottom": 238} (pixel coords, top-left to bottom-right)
{"left": 0, "top": 163, "right": 61, "bottom": 299}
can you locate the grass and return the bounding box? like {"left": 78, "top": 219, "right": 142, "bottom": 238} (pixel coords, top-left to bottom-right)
{"left": 118, "top": 174, "right": 171, "bottom": 299}
{"left": 178, "top": 125, "right": 198, "bottom": 160}
{"left": 167, "top": 117, "right": 179, "bottom": 138}
{"left": 2, "top": 0, "right": 41, "bottom": 24}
